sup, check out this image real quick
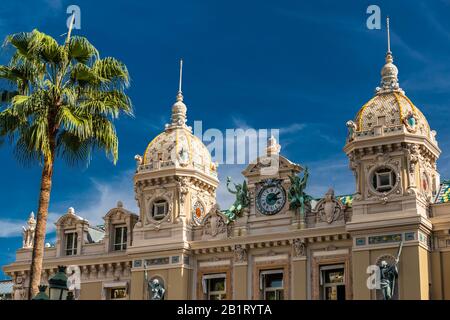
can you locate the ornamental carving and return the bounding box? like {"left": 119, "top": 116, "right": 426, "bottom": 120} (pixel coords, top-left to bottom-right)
{"left": 234, "top": 244, "right": 247, "bottom": 263}
{"left": 145, "top": 190, "right": 174, "bottom": 225}
{"left": 405, "top": 144, "right": 420, "bottom": 175}
{"left": 403, "top": 110, "right": 419, "bottom": 133}
{"left": 315, "top": 188, "right": 344, "bottom": 224}
{"left": 175, "top": 176, "right": 190, "bottom": 210}
{"left": 293, "top": 238, "right": 306, "bottom": 257}
{"left": 365, "top": 157, "right": 402, "bottom": 200}
{"left": 202, "top": 206, "right": 228, "bottom": 240}
{"left": 348, "top": 152, "right": 361, "bottom": 197}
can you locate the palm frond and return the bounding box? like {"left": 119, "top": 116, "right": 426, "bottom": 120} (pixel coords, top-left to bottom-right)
{"left": 56, "top": 130, "right": 92, "bottom": 167}
{"left": 67, "top": 36, "right": 99, "bottom": 64}
{"left": 93, "top": 57, "right": 130, "bottom": 88}
{"left": 91, "top": 116, "right": 118, "bottom": 164}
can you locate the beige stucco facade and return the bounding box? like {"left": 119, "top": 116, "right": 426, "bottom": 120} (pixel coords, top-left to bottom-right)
{"left": 3, "top": 40, "right": 450, "bottom": 301}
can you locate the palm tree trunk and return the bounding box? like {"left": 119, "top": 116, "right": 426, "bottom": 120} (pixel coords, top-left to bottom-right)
{"left": 27, "top": 155, "right": 54, "bottom": 299}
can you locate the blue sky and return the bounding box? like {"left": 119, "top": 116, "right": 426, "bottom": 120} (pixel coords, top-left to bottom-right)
{"left": 1, "top": 0, "right": 450, "bottom": 279}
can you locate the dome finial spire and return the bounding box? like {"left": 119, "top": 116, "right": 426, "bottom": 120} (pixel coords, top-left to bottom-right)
{"left": 375, "top": 17, "right": 403, "bottom": 94}
{"left": 168, "top": 59, "right": 187, "bottom": 128}
{"left": 177, "top": 58, "right": 183, "bottom": 102}
{"left": 387, "top": 16, "right": 391, "bottom": 54}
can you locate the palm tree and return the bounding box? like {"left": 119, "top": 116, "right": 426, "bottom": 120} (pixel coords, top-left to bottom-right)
{"left": 0, "top": 29, "right": 132, "bottom": 298}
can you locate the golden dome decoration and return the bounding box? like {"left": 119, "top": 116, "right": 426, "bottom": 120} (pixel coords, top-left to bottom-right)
{"left": 351, "top": 18, "right": 434, "bottom": 142}
{"left": 140, "top": 60, "right": 218, "bottom": 179}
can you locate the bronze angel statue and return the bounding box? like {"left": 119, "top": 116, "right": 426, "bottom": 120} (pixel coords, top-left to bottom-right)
{"left": 288, "top": 167, "right": 313, "bottom": 228}
{"left": 223, "top": 176, "right": 250, "bottom": 223}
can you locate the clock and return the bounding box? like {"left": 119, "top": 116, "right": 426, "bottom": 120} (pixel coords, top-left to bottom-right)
{"left": 256, "top": 181, "right": 286, "bottom": 215}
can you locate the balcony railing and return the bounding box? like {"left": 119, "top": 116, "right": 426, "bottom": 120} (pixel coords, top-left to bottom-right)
{"left": 137, "top": 160, "right": 218, "bottom": 177}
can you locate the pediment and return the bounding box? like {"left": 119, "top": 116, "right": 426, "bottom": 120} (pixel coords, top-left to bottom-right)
{"left": 104, "top": 207, "right": 137, "bottom": 222}
{"left": 55, "top": 213, "right": 86, "bottom": 228}
{"left": 242, "top": 154, "right": 301, "bottom": 177}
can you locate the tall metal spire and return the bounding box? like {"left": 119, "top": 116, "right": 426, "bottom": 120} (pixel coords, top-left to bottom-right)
{"left": 178, "top": 59, "right": 183, "bottom": 94}
{"left": 376, "top": 17, "right": 402, "bottom": 94}
{"left": 170, "top": 59, "right": 187, "bottom": 128}
{"left": 177, "top": 59, "right": 184, "bottom": 102}
{"left": 387, "top": 16, "right": 391, "bottom": 53}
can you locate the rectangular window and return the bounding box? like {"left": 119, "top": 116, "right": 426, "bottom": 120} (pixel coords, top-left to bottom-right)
{"left": 319, "top": 265, "right": 345, "bottom": 300}
{"left": 202, "top": 274, "right": 226, "bottom": 300}
{"left": 65, "top": 232, "right": 78, "bottom": 256}
{"left": 260, "top": 270, "right": 284, "bottom": 300}
{"left": 153, "top": 201, "right": 167, "bottom": 219}
{"left": 114, "top": 226, "right": 127, "bottom": 251}
{"left": 376, "top": 171, "right": 393, "bottom": 191}
{"left": 109, "top": 287, "right": 127, "bottom": 300}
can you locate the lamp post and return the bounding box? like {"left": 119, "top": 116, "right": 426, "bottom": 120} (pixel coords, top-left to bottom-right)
{"left": 32, "top": 285, "right": 49, "bottom": 300}
{"left": 48, "top": 265, "right": 69, "bottom": 300}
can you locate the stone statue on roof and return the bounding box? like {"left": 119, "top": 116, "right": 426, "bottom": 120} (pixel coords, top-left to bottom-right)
{"left": 223, "top": 177, "right": 250, "bottom": 223}
{"left": 22, "top": 212, "right": 36, "bottom": 249}
{"left": 288, "top": 167, "right": 313, "bottom": 229}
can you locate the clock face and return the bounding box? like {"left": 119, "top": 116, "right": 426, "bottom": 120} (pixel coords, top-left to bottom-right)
{"left": 257, "top": 184, "right": 286, "bottom": 215}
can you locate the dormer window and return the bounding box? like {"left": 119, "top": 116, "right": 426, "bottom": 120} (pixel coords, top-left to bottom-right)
{"left": 65, "top": 231, "right": 78, "bottom": 256}
{"left": 152, "top": 200, "right": 168, "bottom": 220}
{"left": 114, "top": 226, "right": 127, "bottom": 251}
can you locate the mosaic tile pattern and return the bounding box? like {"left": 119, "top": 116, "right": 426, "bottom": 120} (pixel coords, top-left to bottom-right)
{"left": 435, "top": 181, "right": 450, "bottom": 204}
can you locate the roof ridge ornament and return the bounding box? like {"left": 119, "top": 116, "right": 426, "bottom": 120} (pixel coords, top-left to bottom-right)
{"left": 375, "top": 17, "right": 404, "bottom": 95}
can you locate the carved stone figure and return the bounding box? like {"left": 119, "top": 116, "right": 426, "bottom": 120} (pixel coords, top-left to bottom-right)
{"left": 348, "top": 152, "right": 361, "bottom": 197}
{"left": 175, "top": 176, "right": 190, "bottom": 211}
{"left": 22, "top": 212, "right": 36, "bottom": 248}
{"left": 288, "top": 167, "right": 313, "bottom": 228}
{"left": 234, "top": 244, "right": 247, "bottom": 263}
{"left": 223, "top": 177, "right": 250, "bottom": 223}
{"left": 293, "top": 238, "right": 306, "bottom": 257}
{"left": 406, "top": 144, "right": 420, "bottom": 174}
{"left": 149, "top": 278, "right": 165, "bottom": 300}
{"left": 378, "top": 241, "right": 403, "bottom": 300}
{"left": 346, "top": 120, "right": 357, "bottom": 142}
{"left": 316, "top": 188, "right": 343, "bottom": 224}
{"left": 134, "top": 154, "right": 143, "bottom": 169}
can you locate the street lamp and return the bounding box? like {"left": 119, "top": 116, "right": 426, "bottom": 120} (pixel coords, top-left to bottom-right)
{"left": 32, "top": 285, "right": 49, "bottom": 300}
{"left": 48, "top": 265, "right": 69, "bottom": 300}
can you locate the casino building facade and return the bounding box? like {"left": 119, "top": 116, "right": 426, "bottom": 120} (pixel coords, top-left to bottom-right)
{"left": 3, "top": 34, "right": 450, "bottom": 301}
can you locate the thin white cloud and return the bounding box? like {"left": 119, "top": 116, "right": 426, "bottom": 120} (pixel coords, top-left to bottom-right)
{"left": 279, "top": 123, "right": 306, "bottom": 134}
{"left": 0, "top": 169, "right": 138, "bottom": 239}
{"left": 0, "top": 212, "right": 59, "bottom": 238}
{"left": 231, "top": 116, "right": 252, "bottom": 130}
{"left": 70, "top": 169, "right": 138, "bottom": 225}
{"left": 306, "top": 155, "right": 355, "bottom": 198}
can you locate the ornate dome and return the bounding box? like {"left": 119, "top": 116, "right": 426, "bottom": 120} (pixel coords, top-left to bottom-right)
{"left": 354, "top": 90, "right": 431, "bottom": 138}
{"left": 352, "top": 50, "right": 434, "bottom": 141}
{"left": 140, "top": 91, "right": 218, "bottom": 179}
